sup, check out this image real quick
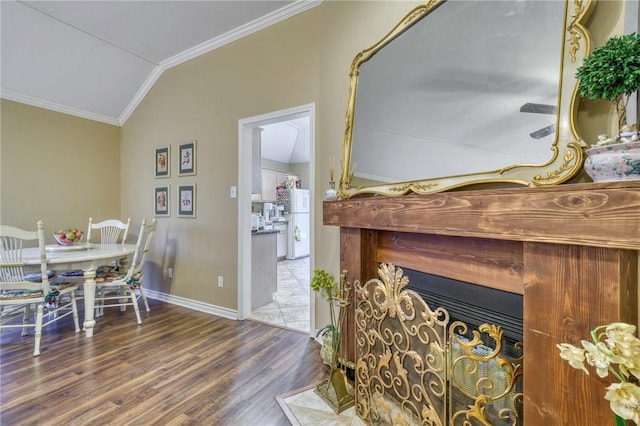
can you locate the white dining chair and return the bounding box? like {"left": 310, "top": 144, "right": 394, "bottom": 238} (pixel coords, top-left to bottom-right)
{"left": 93, "top": 218, "right": 157, "bottom": 324}
{"left": 79, "top": 217, "right": 131, "bottom": 316}
{"left": 87, "top": 217, "right": 131, "bottom": 245}
{"left": 0, "top": 221, "right": 81, "bottom": 356}
{"left": 56, "top": 218, "right": 131, "bottom": 285}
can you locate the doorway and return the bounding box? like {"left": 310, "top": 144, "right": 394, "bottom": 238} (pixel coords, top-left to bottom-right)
{"left": 237, "top": 104, "right": 315, "bottom": 337}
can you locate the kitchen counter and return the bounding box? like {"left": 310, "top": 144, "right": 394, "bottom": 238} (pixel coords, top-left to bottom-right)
{"left": 251, "top": 229, "right": 280, "bottom": 235}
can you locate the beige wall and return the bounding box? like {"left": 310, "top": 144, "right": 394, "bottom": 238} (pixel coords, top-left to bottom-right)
{"left": 313, "top": 0, "right": 423, "bottom": 322}
{"left": 121, "top": 5, "right": 321, "bottom": 309}
{"left": 1, "top": 1, "right": 631, "bottom": 327}
{"left": 576, "top": 0, "right": 629, "bottom": 148}
{"left": 1, "top": 99, "right": 122, "bottom": 238}
{"left": 119, "top": 1, "right": 423, "bottom": 322}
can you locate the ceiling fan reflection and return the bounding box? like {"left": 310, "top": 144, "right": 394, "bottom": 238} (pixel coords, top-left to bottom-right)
{"left": 520, "top": 102, "right": 557, "bottom": 140}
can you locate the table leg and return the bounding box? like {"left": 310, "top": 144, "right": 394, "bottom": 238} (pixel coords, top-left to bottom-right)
{"left": 82, "top": 269, "right": 97, "bottom": 337}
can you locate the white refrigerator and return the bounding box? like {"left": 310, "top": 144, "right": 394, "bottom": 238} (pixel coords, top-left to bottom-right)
{"left": 286, "top": 189, "right": 310, "bottom": 259}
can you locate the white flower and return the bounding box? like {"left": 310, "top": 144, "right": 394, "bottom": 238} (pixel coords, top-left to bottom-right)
{"left": 556, "top": 343, "right": 588, "bottom": 374}
{"left": 605, "top": 323, "right": 639, "bottom": 355}
{"left": 604, "top": 323, "right": 640, "bottom": 381}
{"left": 559, "top": 323, "right": 640, "bottom": 425}
{"left": 582, "top": 340, "right": 615, "bottom": 378}
{"left": 605, "top": 382, "right": 640, "bottom": 424}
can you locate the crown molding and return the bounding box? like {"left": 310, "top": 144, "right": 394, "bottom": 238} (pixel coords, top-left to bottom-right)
{"left": 118, "top": 65, "right": 164, "bottom": 125}
{"left": 1, "top": 89, "right": 121, "bottom": 126}
{"left": 163, "top": 0, "right": 322, "bottom": 70}
{"left": 118, "top": 0, "right": 322, "bottom": 125}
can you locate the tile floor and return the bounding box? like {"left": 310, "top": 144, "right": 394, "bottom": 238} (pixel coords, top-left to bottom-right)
{"left": 277, "top": 384, "right": 362, "bottom": 426}
{"left": 250, "top": 256, "right": 310, "bottom": 333}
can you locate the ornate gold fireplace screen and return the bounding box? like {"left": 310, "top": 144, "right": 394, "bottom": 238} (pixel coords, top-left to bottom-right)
{"left": 355, "top": 264, "right": 523, "bottom": 425}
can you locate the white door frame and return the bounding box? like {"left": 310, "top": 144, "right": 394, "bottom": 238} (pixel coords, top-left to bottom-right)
{"left": 237, "top": 103, "right": 315, "bottom": 336}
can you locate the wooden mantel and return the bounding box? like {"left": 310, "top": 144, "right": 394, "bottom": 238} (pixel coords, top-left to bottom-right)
{"left": 323, "top": 180, "right": 640, "bottom": 425}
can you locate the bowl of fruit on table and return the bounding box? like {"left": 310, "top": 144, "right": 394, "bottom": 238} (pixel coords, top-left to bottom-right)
{"left": 53, "top": 229, "right": 84, "bottom": 245}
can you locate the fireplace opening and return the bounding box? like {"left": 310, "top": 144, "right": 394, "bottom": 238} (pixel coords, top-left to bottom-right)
{"left": 403, "top": 268, "right": 523, "bottom": 343}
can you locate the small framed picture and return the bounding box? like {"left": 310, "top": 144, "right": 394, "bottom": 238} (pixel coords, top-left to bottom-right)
{"left": 177, "top": 184, "right": 196, "bottom": 218}
{"left": 178, "top": 140, "right": 197, "bottom": 176}
{"left": 155, "top": 146, "right": 170, "bottom": 178}
{"left": 154, "top": 186, "right": 170, "bottom": 217}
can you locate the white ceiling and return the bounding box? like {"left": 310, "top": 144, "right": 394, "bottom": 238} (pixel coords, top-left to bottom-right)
{"left": 0, "top": 0, "right": 319, "bottom": 126}
{"left": 261, "top": 116, "right": 310, "bottom": 164}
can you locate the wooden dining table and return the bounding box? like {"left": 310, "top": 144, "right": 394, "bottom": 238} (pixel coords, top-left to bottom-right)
{"left": 22, "top": 243, "right": 137, "bottom": 337}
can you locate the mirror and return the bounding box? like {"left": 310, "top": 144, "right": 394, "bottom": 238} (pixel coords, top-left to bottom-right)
{"left": 339, "top": 0, "right": 595, "bottom": 198}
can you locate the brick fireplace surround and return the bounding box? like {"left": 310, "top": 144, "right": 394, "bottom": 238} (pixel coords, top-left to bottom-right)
{"left": 323, "top": 180, "right": 640, "bottom": 425}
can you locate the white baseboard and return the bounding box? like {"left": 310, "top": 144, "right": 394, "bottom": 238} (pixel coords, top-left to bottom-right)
{"left": 144, "top": 289, "right": 238, "bottom": 320}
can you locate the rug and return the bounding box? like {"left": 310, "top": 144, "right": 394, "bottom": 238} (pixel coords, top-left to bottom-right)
{"left": 276, "top": 384, "right": 366, "bottom": 426}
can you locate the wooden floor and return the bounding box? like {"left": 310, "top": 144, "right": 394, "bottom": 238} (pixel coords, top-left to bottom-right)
{"left": 1, "top": 299, "right": 329, "bottom": 425}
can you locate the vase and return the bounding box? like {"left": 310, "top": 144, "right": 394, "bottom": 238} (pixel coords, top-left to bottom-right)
{"left": 584, "top": 141, "right": 640, "bottom": 182}
{"left": 324, "top": 181, "right": 337, "bottom": 200}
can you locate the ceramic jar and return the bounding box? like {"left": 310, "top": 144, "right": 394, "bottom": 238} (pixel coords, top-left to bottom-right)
{"left": 584, "top": 141, "right": 640, "bottom": 182}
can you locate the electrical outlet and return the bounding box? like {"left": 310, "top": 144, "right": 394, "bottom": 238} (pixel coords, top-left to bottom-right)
{"left": 218, "top": 276, "right": 223, "bottom": 287}
{"left": 167, "top": 268, "right": 173, "bottom": 278}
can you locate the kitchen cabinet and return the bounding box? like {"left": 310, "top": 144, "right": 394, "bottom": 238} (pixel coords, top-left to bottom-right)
{"left": 277, "top": 172, "right": 292, "bottom": 187}
{"left": 251, "top": 230, "right": 277, "bottom": 309}
{"left": 261, "top": 169, "right": 278, "bottom": 202}
{"left": 277, "top": 172, "right": 300, "bottom": 188}
{"left": 275, "top": 222, "right": 288, "bottom": 259}
{"left": 256, "top": 168, "right": 300, "bottom": 202}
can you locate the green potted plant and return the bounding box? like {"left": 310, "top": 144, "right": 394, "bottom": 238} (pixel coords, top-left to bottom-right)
{"left": 311, "top": 269, "right": 341, "bottom": 366}
{"left": 577, "top": 32, "right": 640, "bottom": 182}
{"left": 576, "top": 32, "right": 640, "bottom": 141}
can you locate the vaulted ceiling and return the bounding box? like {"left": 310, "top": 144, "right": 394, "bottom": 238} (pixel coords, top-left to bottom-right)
{"left": 0, "top": 0, "right": 319, "bottom": 126}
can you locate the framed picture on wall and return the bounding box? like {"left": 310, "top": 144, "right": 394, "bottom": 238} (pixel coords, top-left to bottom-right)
{"left": 178, "top": 140, "right": 197, "bottom": 176}
{"left": 155, "top": 146, "right": 170, "bottom": 178}
{"left": 177, "top": 184, "right": 196, "bottom": 218}
{"left": 154, "top": 186, "right": 170, "bottom": 217}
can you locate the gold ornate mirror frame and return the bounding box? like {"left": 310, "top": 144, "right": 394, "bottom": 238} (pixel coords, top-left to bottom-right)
{"left": 339, "top": 0, "right": 595, "bottom": 198}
